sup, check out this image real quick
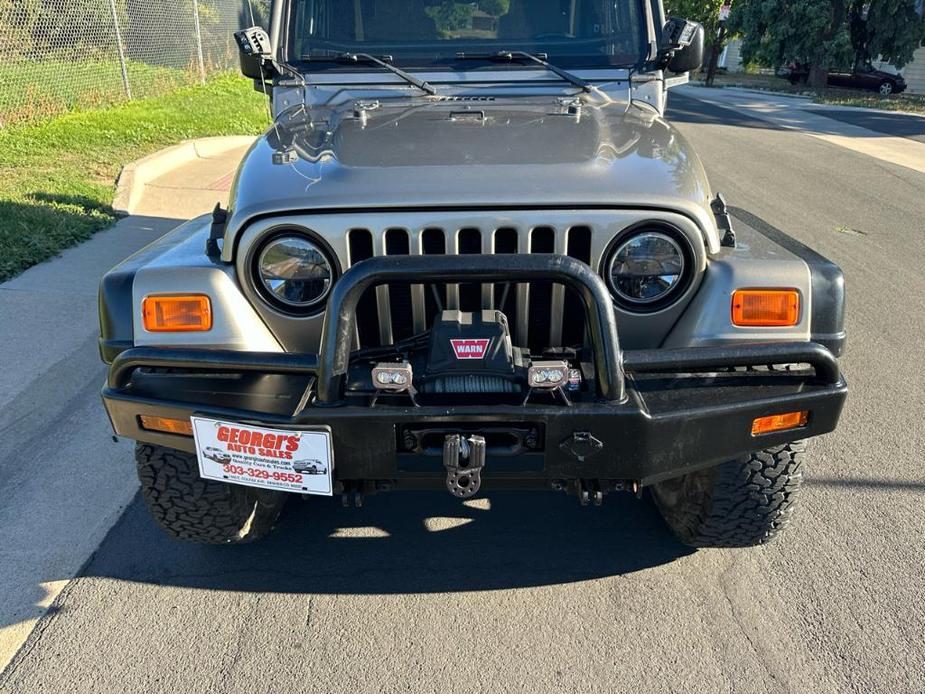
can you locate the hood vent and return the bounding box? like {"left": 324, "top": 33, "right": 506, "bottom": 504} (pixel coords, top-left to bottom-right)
{"left": 432, "top": 96, "right": 496, "bottom": 102}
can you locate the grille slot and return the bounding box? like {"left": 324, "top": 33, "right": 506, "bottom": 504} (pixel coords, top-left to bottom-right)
{"left": 564, "top": 226, "right": 593, "bottom": 348}
{"left": 457, "top": 228, "right": 482, "bottom": 313}
{"left": 385, "top": 229, "right": 414, "bottom": 342}
{"left": 493, "top": 227, "right": 518, "bottom": 322}
{"left": 347, "top": 228, "right": 378, "bottom": 347}
{"left": 421, "top": 228, "right": 446, "bottom": 330}
{"left": 528, "top": 227, "right": 555, "bottom": 350}
{"left": 346, "top": 224, "right": 591, "bottom": 353}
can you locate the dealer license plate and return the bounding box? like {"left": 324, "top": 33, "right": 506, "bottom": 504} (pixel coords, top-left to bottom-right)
{"left": 191, "top": 417, "right": 333, "bottom": 496}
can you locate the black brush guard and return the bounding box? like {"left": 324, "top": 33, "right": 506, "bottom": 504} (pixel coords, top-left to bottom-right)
{"left": 102, "top": 255, "right": 847, "bottom": 487}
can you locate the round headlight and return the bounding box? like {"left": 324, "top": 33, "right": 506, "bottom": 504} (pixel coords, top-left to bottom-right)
{"left": 607, "top": 231, "right": 686, "bottom": 306}
{"left": 257, "top": 236, "right": 332, "bottom": 309}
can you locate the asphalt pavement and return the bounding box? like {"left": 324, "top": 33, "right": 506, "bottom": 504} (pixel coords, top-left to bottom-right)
{"left": 1, "top": 90, "right": 924, "bottom": 694}
{"left": 806, "top": 107, "right": 925, "bottom": 143}
{"left": 679, "top": 86, "right": 925, "bottom": 174}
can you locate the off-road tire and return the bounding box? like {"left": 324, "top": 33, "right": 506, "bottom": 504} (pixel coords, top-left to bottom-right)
{"left": 135, "top": 443, "right": 287, "bottom": 544}
{"left": 651, "top": 441, "right": 806, "bottom": 548}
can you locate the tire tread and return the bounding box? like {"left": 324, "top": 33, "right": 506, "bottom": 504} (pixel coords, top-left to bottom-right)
{"left": 653, "top": 441, "right": 805, "bottom": 548}
{"left": 135, "top": 443, "right": 285, "bottom": 544}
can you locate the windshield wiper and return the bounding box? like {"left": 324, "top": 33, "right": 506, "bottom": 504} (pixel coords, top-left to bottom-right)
{"left": 304, "top": 52, "right": 437, "bottom": 95}
{"left": 455, "top": 51, "right": 594, "bottom": 93}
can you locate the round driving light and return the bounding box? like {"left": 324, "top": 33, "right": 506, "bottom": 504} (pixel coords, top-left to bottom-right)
{"left": 608, "top": 232, "right": 685, "bottom": 306}
{"left": 257, "top": 236, "right": 332, "bottom": 309}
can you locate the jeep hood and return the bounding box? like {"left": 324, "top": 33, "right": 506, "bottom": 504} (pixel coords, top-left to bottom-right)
{"left": 223, "top": 97, "right": 718, "bottom": 258}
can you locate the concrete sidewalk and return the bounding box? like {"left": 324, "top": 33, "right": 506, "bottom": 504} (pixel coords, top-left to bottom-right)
{"left": 131, "top": 137, "right": 255, "bottom": 219}
{"left": 0, "top": 139, "right": 251, "bottom": 672}
{"left": 676, "top": 86, "right": 925, "bottom": 174}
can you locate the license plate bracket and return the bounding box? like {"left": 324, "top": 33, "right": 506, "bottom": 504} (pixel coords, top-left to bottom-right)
{"left": 191, "top": 417, "right": 333, "bottom": 496}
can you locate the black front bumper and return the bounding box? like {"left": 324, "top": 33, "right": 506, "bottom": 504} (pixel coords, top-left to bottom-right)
{"left": 102, "top": 254, "right": 847, "bottom": 488}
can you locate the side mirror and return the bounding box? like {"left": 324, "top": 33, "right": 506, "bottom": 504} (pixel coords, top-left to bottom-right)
{"left": 234, "top": 26, "right": 273, "bottom": 80}
{"left": 660, "top": 19, "right": 705, "bottom": 74}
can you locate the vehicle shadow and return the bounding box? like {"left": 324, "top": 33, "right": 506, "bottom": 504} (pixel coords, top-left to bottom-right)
{"left": 670, "top": 90, "right": 924, "bottom": 143}
{"left": 667, "top": 92, "right": 783, "bottom": 130}
{"left": 82, "top": 490, "right": 695, "bottom": 594}
{"left": 805, "top": 108, "right": 925, "bottom": 143}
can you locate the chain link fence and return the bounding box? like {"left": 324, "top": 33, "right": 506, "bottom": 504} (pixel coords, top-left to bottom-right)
{"left": 0, "top": 0, "right": 270, "bottom": 126}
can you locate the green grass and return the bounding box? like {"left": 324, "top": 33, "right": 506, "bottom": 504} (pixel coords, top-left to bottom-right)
{"left": 0, "top": 59, "right": 199, "bottom": 126}
{"left": 0, "top": 73, "right": 269, "bottom": 282}
{"left": 814, "top": 91, "right": 925, "bottom": 114}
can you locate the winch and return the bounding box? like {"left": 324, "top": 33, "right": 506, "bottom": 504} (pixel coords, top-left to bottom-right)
{"left": 419, "top": 310, "right": 523, "bottom": 395}
{"left": 358, "top": 308, "right": 582, "bottom": 407}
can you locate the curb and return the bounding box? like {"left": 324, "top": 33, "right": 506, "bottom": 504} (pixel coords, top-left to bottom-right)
{"left": 803, "top": 100, "right": 925, "bottom": 120}
{"left": 719, "top": 86, "right": 813, "bottom": 101}
{"left": 113, "top": 135, "right": 256, "bottom": 216}
{"left": 695, "top": 85, "right": 925, "bottom": 118}
{"left": 686, "top": 84, "right": 813, "bottom": 101}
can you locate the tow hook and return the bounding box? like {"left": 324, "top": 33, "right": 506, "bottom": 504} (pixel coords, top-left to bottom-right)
{"left": 333, "top": 480, "right": 367, "bottom": 508}
{"left": 577, "top": 479, "right": 604, "bottom": 507}
{"left": 443, "top": 434, "right": 486, "bottom": 499}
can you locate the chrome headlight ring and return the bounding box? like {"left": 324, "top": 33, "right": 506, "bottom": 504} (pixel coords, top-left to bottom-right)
{"left": 603, "top": 224, "right": 694, "bottom": 312}
{"left": 251, "top": 230, "right": 337, "bottom": 315}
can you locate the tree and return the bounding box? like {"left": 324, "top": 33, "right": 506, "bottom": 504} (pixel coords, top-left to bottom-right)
{"left": 478, "top": 0, "right": 510, "bottom": 17}
{"left": 665, "top": 0, "right": 728, "bottom": 40}
{"left": 851, "top": 1, "right": 925, "bottom": 69}
{"left": 729, "top": 0, "right": 853, "bottom": 87}
{"left": 730, "top": 0, "right": 925, "bottom": 87}
{"left": 426, "top": 1, "right": 476, "bottom": 35}
{"left": 665, "top": 1, "right": 735, "bottom": 86}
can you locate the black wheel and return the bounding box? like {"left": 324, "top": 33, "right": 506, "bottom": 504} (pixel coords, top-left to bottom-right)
{"left": 651, "top": 441, "right": 806, "bottom": 548}
{"left": 879, "top": 80, "right": 894, "bottom": 95}
{"left": 135, "top": 443, "right": 287, "bottom": 544}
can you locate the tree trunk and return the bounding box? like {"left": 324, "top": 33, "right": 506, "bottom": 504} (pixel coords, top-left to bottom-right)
{"left": 806, "top": 0, "right": 844, "bottom": 90}
{"left": 808, "top": 63, "right": 829, "bottom": 89}
{"left": 705, "top": 26, "right": 728, "bottom": 87}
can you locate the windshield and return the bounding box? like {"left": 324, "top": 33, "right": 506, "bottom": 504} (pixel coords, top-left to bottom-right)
{"left": 288, "top": 0, "right": 648, "bottom": 68}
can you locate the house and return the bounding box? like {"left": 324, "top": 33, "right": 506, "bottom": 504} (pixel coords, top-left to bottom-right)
{"left": 876, "top": 50, "right": 925, "bottom": 94}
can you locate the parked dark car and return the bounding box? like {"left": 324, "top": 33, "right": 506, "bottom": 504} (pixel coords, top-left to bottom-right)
{"left": 779, "top": 62, "right": 907, "bottom": 95}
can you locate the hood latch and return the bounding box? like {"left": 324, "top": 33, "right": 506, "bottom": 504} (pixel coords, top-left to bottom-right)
{"left": 352, "top": 100, "right": 380, "bottom": 128}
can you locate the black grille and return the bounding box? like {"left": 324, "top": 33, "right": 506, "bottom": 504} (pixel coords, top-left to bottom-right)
{"left": 346, "top": 226, "right": 594, "bottom": 353}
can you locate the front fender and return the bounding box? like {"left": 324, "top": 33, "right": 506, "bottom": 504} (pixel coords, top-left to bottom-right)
{"left": 99, "top": 214, "right": 282, "bottom": 363}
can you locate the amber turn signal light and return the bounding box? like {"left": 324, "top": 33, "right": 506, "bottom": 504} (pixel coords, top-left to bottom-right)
{"left": 732, "top": 290, "right": 800, "bottom": 327}
{"left": 752, "top": 411, "right": 808, "bottom": 436}
{"left": 142, "top": 295, "right": 212, "bottom": 332}
{"left": 139, "top": 415, "right": 194, "bottom": 436}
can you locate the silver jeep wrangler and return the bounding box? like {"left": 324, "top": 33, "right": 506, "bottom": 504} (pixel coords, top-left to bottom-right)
{"left": 99, "top": 0, "right": 847, "bottom": 547}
